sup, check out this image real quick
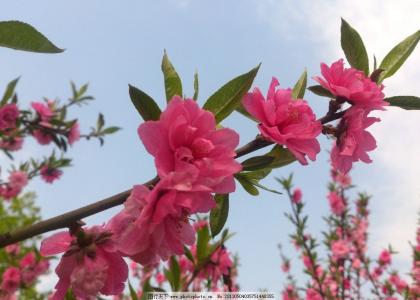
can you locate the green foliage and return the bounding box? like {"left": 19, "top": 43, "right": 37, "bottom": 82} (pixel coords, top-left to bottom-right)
{"left": 193, "top": 71, "right": 199, "bottom": 101}
{"left": 1, "top": 77, "right": 20, "bottom": 106}
{"left": 128, "top": 281, "right": 139, "bottom": 300}
{"left": 0, "top": 21, "right": 63, "bottom": 53}
{"left": 340, "top": 18, "right": 369, "bottom": 75}
{"left": 378, "top": 29, "right": 420, "bottom": 82}
{"left": 292, "top": 70, "right": 307, "bottom": 99}
{"left": 210, "top": 194, "right": 229, "bottom": 237}
{"left": 241, "top": 155, "right": 274, "bottom": 171}
{"left": 128, "top": 84, "right": 162, "bottom": 121}
{"left": 161, "top": 51, "right": 183, "bottom": 102}
{"left": 196, "top": 224, "right": 211, "bottom": 265}
{"left": 203, "top": 64, "right": 260, "bottom": 123}
{"left": 384, "top": 96, "right": 420, "bottom": 110}
{"left": 307, "top": 85, "right": 334, "bottom": 98}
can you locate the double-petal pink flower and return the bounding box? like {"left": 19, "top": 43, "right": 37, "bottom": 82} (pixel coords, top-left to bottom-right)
{"left": 242, "top": 77, "right": 321, "bottom": 165}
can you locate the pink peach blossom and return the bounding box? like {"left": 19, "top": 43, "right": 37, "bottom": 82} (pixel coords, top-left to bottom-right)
{"left": 40, "top": 166, "right": 62, "bottom": 184}
{"left": 292, "top": 188, "right": 302, "bottom": 204}
{"left": 0, "top": 104, "right": 19, "bottom": 130}
{"left": 32, "top": 129, "right": 53, "bottom": 145}
{"left": 8, "top": 171, "right": 28, "bottom": 190}
{"left": 314, "top": 59, "right": 388, "bottom": 111}
{"left": 31, "top": 102, "right": 54, "bottom": 121}
{"left": 242, "top": 77, "right": 321, "bottom": 165}
{"left": 331, "top": 240, "right": 350, "bottom": 259}
{"left": 328, "top": 191, "right": 346, "bottom": 215}
{"left": 68, "top": 122, "right": 80, "bottom": 145}
{"left": 40, "top": 226, "right": 128, "bottom": 300}
{"left": 331, "top": 107, "right": 379, "bottom": 173}
{"left": 1, "top": 267, "right": 20, "bottom": 293}
{"left": 138, "top": 96, "right": 241, "bottom": 193}
{"left": 108, "top": 179, "right": 214, "bottom": 266}
{"left": 379, "top": 249, "right": 391, "bottom": 265}
{"left": 0, "top": 137, "right": 23, "bottom": 151}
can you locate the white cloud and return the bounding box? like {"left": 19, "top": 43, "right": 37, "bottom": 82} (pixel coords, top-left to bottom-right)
{"left": 256, "top": 0, "right": 420, "bottom": 267}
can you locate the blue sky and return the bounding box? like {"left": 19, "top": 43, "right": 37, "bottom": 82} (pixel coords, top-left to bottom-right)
{"left": 1, "top": 0, "right": 419, "bottom": 295}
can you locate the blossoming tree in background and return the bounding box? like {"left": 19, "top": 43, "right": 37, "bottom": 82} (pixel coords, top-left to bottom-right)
{"left": 0, "top": 18, "right": 419, "bottom": 299}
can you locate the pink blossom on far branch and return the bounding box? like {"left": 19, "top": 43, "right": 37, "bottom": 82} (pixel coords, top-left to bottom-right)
{"left": 40, "top": 226, "right": 128, "bottom": 300}
{"left": 328, "top": 191, "right": 346, "bottom": 215}
{"left": 138, "top": 96, "right": 241, "bottom": 193}
{"left": 32, "top": 129, "right": 53, "bottom": 145}
{"left": 1, "top": 267, "right": 20, "bottom": 294}
{"left": 31, "top": 101, "right": 54, "bottom": 121}
{"left": 292, "top": 188, "right": 302, "bottom": 204}
{"left": 68, "top": 122, "right": 81, "bottom": 145}
{"left": 0, "top": 104, "right": 19, "bottom": 131}
{"left": 242, "top": 77, "right": 321, "bottom": 165}
{"left": 40, "top": 166, "right": 63, "bottom": 184}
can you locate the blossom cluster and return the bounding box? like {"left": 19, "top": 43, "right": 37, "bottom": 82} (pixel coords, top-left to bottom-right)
{"left": 1, "top": 246, "right": 49, "bottom": 298}
{"left": 243, "top": 59, "right": 388, "bottom": 173}
{"left": 279, "top": 168, "right": 420, "bottom": 299}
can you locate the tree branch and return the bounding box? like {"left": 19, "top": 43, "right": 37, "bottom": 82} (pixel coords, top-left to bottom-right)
{"left": 0, "top": 109, "right": 346, "bottom": 248}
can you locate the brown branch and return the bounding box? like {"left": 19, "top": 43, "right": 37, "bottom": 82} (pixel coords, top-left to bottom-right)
{"left": 0, "top": 109, "right": 347, "bottom": 248}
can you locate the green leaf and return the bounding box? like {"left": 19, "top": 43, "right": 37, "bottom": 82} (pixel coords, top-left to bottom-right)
{"left": 0, "top": 21, "right": 64, "bottom": 53}
{"left": 235, "top": 174, "right": 259, "bottom": 196}
{"left": 161, "top": 50, "right": 183, "bottom": 102}
{"left": 203, "top": 64, "right": 260, "bottom": 123}
{"left": 379, "top": 30, "right": 420, "bottom": 82}
{"left": 340, "top": 18, "right": 369, "bottom": 75}
{"left": 384, "top": 96, "right": 420, "bottom": 110}
{"left": 251, "top": 181, "right": 282, "bottom": 195}
{"left": 193, "top": 71, "right": 199, "bottom": 101}
{"left": 129, "top": 282, "right": 139, "bottom": 300}
{"left": 307, "top": 85, "right": 334, "bottom": 98}
{"left": 1, "top": 77, "right": 20, "bottom": 106}
{"left": 292, "top": 69, "right": 307, "bottom": 99}
{"left": 169, "top": 256, "right": 181, "bottom": 291}
{"left": 196, "top": 224, "right": 211, "bottom": 264}
{"left": 64, "top": 289, "right": 77, "bottom": 300}
{"left": 102, "top": 126, "right": 121, "bottom": 134}
{"left": 241, "top": 155, "right": 274, "bottom": 171}
{"left": 240, "top": 168, "right": 272, "bottom": 181}
{"left": 184, "top": 245, "right": 195, "bottom": 263}
{"left": 210, "top": 194, "right": 229, "bottom": 237}
{"left": 128, "top": 84, "right": 162, "bottom": 121}
{"left": 265, "top": 145, "right": 296, "bottom": 169}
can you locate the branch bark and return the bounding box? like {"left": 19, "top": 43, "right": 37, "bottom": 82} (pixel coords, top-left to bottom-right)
{"left": 0, "top": 110, "right": 345, "bottom": 248}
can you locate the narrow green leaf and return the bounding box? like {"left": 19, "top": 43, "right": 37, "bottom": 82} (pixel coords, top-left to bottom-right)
{"left": 241, "top": 168, "right": 272, "bottom": 181}
{"left": 128, "top": 84, "right": 162, "bottom": 121}
{"left": 210, "top": 194, "right": 229, "bottom": 238}
{"left": 265, "top": 145, "right": 296, "bottom": 169}
{"left": 379, "top": 30, "right": 420, "bottom": 82}
{"left": 184, "top": 245, "right": 195, "bottom": 263}
{"left": 235, "top": 174, "right": 259, "bottom": 196}
{"left": 129, "top": 282, "right": 139, "bottom": 300}
{"left": 161, "top": 50, "right": 183, "bottom": 102}
{"left": 196, "top": 225, "right": 211, "bottom": 264}
{"left": 193, "top": 71, "right": 199, "bottom": 101}
{"left": 340, "top": 18, "right": 369, "bottom": 75}
{"left": 251, "top": 181, "right": 282, "bottom": 195}
{"left": 369, "top": 68, "right": 384, "bottom": 83}
{"left": 0, "top": 21, "right": 64, "bottom": 53}
{"left": 64, "top": 289, "right": 77, "bottom": 300}
{"left": 307, "top": 85, "right": 334, "bottom": 98}
{"left": 203, "top": 64, "right": 260, "bottom": 123}
{"left": 1, "top": 77, "right": 20, "bottom": 106}
{"left": 102, "top": 126, "right": 121, "bottom": 135}
{"left": 241, "top": 155, "right": 274, "bottom": 171}
{"left": 170, "top": 256, "right": 181, "bottom": 291}
{"left": 384, "top": 96, "right": 420, "bottom": 110}
{"left": 292, "top": 69, "right": 307, "bottom": 99}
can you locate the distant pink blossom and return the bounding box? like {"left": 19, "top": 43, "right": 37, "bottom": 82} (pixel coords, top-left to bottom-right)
{"left": 306, "top": 288, "right": 322, "bottom": 300}
{"left": 9, "top": 171, "right": 28, "bottom": 190}
{"left": 379, "top": 249, "right": 392, "bottom": 265}
{"left": 331, "top": 240, "right": 351, "bottom": 259}
{"left": 0, "top": 137, "right": 23, "bottom": 151}
{"left": 242, "top": 77, "right": 321, "bottom": 165}
{"left": 32, "top": 129, "right": 53, "bottom": 145}
{"left": 40, "top": 226, "right": 128, "bottom": 300}
{"left": 138, "top": 96, "right": 241, "bottom": 193}
{"left": 5, "top": 244, "right": 19, "bottom": 255}
{"left": 331, "top": 107, "right": 379, "bottom": 173}
{"left": 68, "top": 122, "right": 80, "bottom": 145}
{"left": 31, "top": 102, "right": 54, "bottom": 121}
{"left": 1, "top": 267, "right": 20, "bottom": 293}
{"left": 155, "top": 272, "right": 165, "bottom": 285}
{"left": 292, "top": 188, "right": 302, "bottom": 204}
{"left": 328, "top": 191, "right": 346, "bottom": 215}
{"left": 0, "top": 104, "right": 19, "bottom": 130}
{"left": 330, "top": 169, "right": 351, "bottom": 187}
{"left": 108, "top": 179, "right": 214, "bottom": 266}
{"left": 200, "top": 247, "right": 233, "bottom": 283}
{"left": 40, "top": 166, "right": 62, "bottom": 184}
{"left": 314, "top": 59, "right": 388, "bottom": 111}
